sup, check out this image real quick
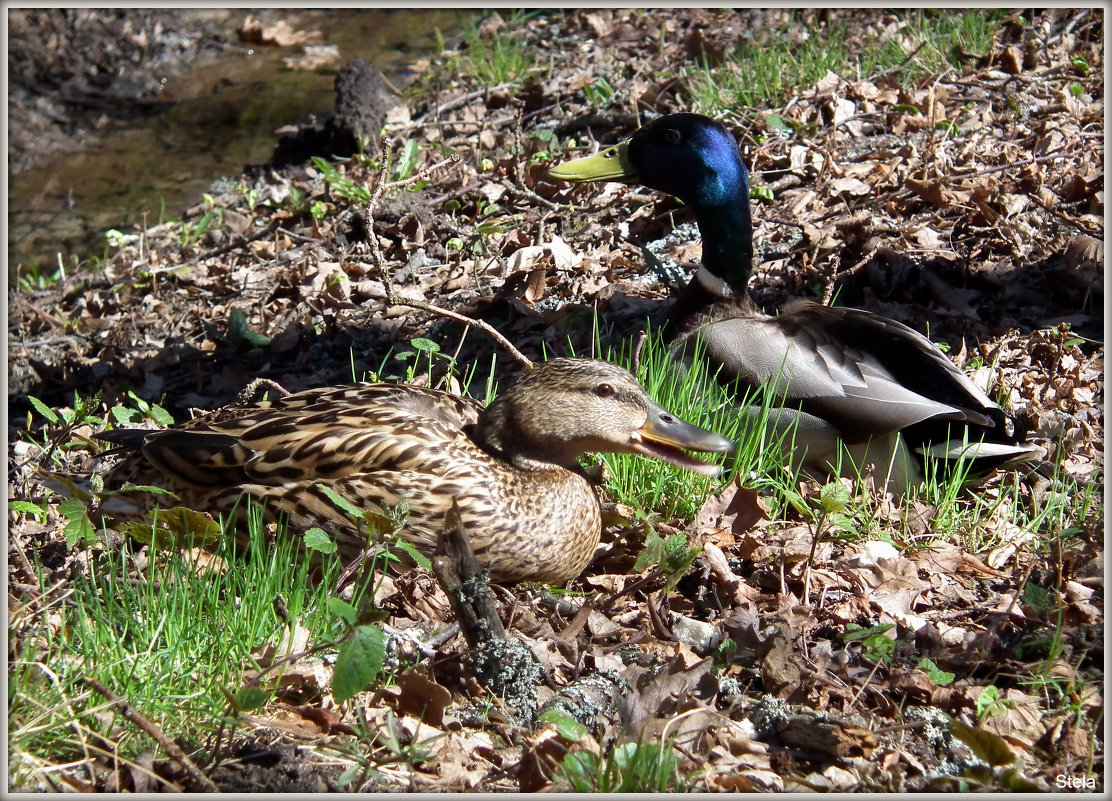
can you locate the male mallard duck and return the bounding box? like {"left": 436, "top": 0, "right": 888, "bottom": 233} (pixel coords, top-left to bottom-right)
{"left": 549, "top": 113, "right": 1043, "bottom": 489}
{"left": 97, "top": 357, "right": 734, "bottom": 583}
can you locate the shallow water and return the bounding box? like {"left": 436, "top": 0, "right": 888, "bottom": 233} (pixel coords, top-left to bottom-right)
{"left": 8, "top": 8, "right": 461, "bottom": 271}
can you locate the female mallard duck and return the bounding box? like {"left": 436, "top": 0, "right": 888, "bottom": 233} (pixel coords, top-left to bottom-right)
{"left": 97, "top": 357, "right": 734, "bottom": 583}
{"left": 549, "top": 113, "right": 1043, "bottom": 489}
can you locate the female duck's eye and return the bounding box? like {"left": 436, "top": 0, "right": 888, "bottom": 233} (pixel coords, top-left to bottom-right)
{"left": 595, "top": 383, "right": 615, "bottom": 398}
{"left": 664, "top": 128, "right": 682, "bottom": 145}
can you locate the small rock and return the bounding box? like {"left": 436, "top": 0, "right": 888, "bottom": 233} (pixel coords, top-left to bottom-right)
{"left": 671, "top": 614, "right": 721, "bottom": 651}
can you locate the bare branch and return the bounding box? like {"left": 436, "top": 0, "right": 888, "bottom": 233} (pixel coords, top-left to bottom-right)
{"left": 365, "top": 148, "right": 535, "bottom": 370}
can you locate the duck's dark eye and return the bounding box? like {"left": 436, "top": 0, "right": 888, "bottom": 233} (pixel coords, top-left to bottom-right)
{"left": 595, "top": 383, "right": 615, "bottom": 398}
{"left": 663, "top": 128, "right": 682, "bottom": 145}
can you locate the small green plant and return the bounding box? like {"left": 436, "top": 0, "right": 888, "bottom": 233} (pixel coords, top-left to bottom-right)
{"left": 558, "top": 740, "right": 691, "bottom": 792}
{"left": 237, "top": 182, "right": 260, "bottom": 212}
{"left": 974, "top": 684, "right": 1012, "bottom": 722}
{"left": 459, "top": 14, "right": 538, "bottom": 85}
{"left": 22, "top": 391, "right": 110, "bottom": 469}
{"left": 394, "top": 138, "right": 421, "bottom": 181}
{"left": 633, "top": 529, "right": 702, "bottom": 594}
{"left": 178, "top": 209, "right": 222, "bottom": 248}
{"left": 916, "top": 656, "right": 956, "bottom": 686}
{"left": 843, "top": 622, "right": 899, "bottom": 664}
{"left": 390, "top": 337, "right": 462, "bottom": 387}
{"left": 108, "top": 390, "right": 175, "bottom": 427}
{"left": 312, "top": 156, "right": 373, "bottom": 204}
{"left": 583, "top": 76, "right": 616, "bottom": 107}
{"left": 13, "top": 261, "right": 65, "bottom": 293}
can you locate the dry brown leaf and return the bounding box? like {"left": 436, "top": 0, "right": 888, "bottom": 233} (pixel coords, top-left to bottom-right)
{"left": 695, "top": 481, "right": 770, "bottom": 538}
{"left": 395, "top": 666, "right": 454, "bottom": 727}
{"left": 905, "top": 177, "right": 953, "bottom": 209}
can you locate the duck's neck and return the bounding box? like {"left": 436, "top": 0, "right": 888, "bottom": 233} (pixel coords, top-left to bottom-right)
{"left": 684, "top": 155, "right": 754, "bottom": 299}
{"left": 690, "top": 201, "right": 753, "bottom": 299}
{"left": 470, "top": 409, "right": 577, "bottom": 474}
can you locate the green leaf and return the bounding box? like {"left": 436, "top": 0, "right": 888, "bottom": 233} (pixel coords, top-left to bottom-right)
{"left": 818, "top": 481, "right": 851, "bottom": 513}
{"left": 304, "top": 527, "right": 338, "bottom": 554}
{"left": 750, "top": 185, "right": 775, "bottom": 202}
{"left": 537, "top": 707, "right": 589, "bottom": 741}
{"left": 27, "top": 395, "right": 60, "bottom": 425}
{"left": 327, "top": 597, "right": 358, "bottom": 626}
{"left": 1069, "top": 82, "right": 1085, "bottom": 97}
{"left": 842, "top": 623, "right": 894, "bottom": 642}
{"left": 106, "top": 482, "right": 178, "bottom": 498}
{"left": 559, "top": 751, "right": 598, "bottom": 788}
{"left": 1070, "top": 54, "right": 1090, "bottom": 76}
{"left": 58, "top": 499, "right": 97, "bottom": 547}
{"left": 934, "top": 119, "right": 960, "bottom": 137}
{"left": 9, "top": 500, "right": 47, "bottom": 521}
{"left": 393, "top": 538, "right": 432, "bottom": 571}
{"left": 332, "top": 624, "right": 386, "bottom": 703}
{"left": 996, "top": 766, "right": 1045, "bottom": 792}
{"left": 122, "top": 506, "right": 223, "bottom": 548}
{"left": 317, "top": 485, "right": 364, "bottom": 518}
{"left": 226, "top": 308, "right": 271, "bottom": 348}
{"left": 916, "top": 657, "right": 955, "bottom": 686}
{"left": 147, "top": 403, "right": 175, "bottom": 427}
{"left": 235, "top": 686, "right": 270, "bottom": 712}
{"left": 633, "top": 527, "right": 664, "bottom": 572}
{"left": 72, "top": 390, "right": 103, "bottom": 422}
{"left": 409, "top": 337, "right": 441, "bottom": 354}
{"left": 975, "top": 684, "right": 1013, "bottom": 722}
{"left": 110, "top": 406, "right": 139, "bottom": 424}
{"left": 311, "top": 156, "right": 340, "bottom": 180}
{"left": 894, "top": 104, "right": 922, "bottom": 115}
{"left": 395, "top": 138, "right": 420, "bottom": 180}
{"left": 950, "top": 719, "right": 1015, "bottom": 766}
{"left": 764, "top": 113, "right": 793, "bottom": 134}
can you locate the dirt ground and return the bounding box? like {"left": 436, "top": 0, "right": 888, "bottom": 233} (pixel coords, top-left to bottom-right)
{"left": 7, "top": 8, "right": 1104, "bottom": 793}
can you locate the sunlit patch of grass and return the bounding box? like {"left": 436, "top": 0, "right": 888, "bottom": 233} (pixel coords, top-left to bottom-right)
{"left": 455, "top": 11, "right": 545, "bottom": 87}
{"left": 687, "top": 17, "right": 851, "bottom": 113}
{"left": 687, "top": 9, "right": 1010, "bottom": 115}
{"left": 7, "top": 512, "right": 375, "bottom": 790}
{"left": 591, "top": 324, "right": 802, "bottom": 523}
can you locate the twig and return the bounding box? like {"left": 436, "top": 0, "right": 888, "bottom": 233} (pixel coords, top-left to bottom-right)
{"left": 197, "top": 218, "right": 281, "bottom": 261}
{"left": 848, "top": 658, "right": 884, "bottom": 710}
{"left": 85, "top": 677, "right": 219, "bottom": 793}
{"left": 414, "top": 82, "right": 515, "bottom": 122}
{"left": 365, "top": 149, "right": 535, "bottom": 370}
{"left": 957, "top": 146, "right": 1077, "bottom": 179}
{"left": 631, "top": 330, "right": 648, "bottom": 376}
{"left": 823, "top": 245, "right": 881, "bottom": 306}
{"left": 869, "top": 40, "right": 928, "bottom": 81}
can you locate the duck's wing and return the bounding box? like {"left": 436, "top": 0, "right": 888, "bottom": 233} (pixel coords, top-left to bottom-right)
{"left": 101, "top": 384, "right": 484, "bottom": 491}
{"left": 696, "top": 299, "right": 999, "bottom": 444}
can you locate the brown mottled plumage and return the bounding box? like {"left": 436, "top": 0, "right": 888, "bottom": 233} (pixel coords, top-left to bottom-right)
{"left": 97, "top": 358, "right": 735, "bottom": 583}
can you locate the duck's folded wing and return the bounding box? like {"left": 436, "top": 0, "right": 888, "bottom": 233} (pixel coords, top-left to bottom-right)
{"left": 698, "top": 301, "right": 998, "bottom": 443}
{"left": 103, "top": 384, "right": 483, "bottom": 489}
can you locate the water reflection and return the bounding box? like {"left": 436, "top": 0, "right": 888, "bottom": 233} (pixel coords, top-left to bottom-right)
{"left": 9, "top": 8, "right": 460, "bottom": 269}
